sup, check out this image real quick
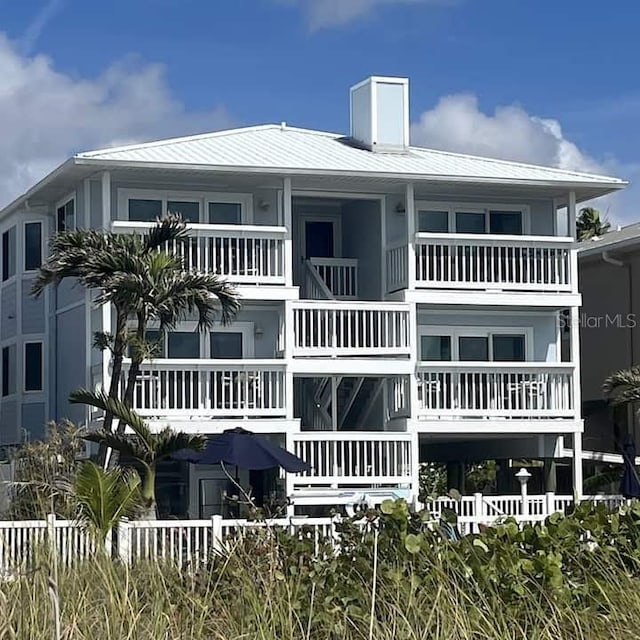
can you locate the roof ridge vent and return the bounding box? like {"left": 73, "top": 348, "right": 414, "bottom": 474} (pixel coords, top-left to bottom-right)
{"left": 349, "top": 76, "right": 409, "bottom": 153}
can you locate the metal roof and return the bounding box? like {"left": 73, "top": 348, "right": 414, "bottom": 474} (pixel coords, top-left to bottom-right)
{"left": 76, "top": 124, "right": 626, "bottom": 188}
{"left": 579, "top": 222, "right": 640, "bottom": 257}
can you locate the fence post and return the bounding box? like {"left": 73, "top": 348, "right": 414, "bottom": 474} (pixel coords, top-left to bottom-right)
{"left": 117, "top": 519, "right": 131, "bottom": 565}
{"left": 473, "top": 493, "right": 484, "bottom": 534}
{"left": 47, "top": 513, "right": 56, "bottom": 556}
{"left": 211, "top": 515, "right": 223, "bottom": 553}
{"left": 545, "top": 491, "right": 556, "bottom": 518}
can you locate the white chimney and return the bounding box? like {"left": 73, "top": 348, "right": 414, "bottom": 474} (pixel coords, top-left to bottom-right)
{"left": 349, "top": 76, "right": 409, "bottom": 152}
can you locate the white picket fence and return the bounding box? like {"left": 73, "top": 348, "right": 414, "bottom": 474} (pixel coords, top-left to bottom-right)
{"left": 0, "top": 494, "right": 627, "bottom": 573}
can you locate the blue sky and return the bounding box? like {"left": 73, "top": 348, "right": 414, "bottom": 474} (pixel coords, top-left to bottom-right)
{"left": 1, "top": 0, "right": 639, "bottom": 220}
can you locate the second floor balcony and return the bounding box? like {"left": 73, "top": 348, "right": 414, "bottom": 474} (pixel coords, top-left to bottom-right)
{"left": 415, "top": 362, "right": 575, "bottom": 420}
{"left": 123, "top": 359, "right": 287, "bottom": 419}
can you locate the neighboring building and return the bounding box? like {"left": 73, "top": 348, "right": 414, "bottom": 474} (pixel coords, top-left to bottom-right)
{"left": 0, "top": 76, "right": 626, "bottom": 515}
{"left": 579, "top": 225, "right": 640, "bottom": 461}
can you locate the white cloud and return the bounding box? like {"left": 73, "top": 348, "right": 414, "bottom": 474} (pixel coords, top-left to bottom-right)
{"left": 411, "top": 93, "right": 601, "bottom": 173}
{"left": 285, "top": 0, "right": 453, "bottom": 30}
{"left": 411, "top": 93, "right": 637, "bottom": 224}
{"left": 0, "top": 34, "right": 235, "bottom": 209}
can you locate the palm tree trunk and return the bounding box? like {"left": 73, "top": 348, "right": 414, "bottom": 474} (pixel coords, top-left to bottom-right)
{"left": 97, "top": 309, "right": 128, "bottom": 467}
{"left": 109, "top": 313, "right": 146, "bottom": 468}
{"left": 140, "top": 464, "right": 157, "bottom": 520}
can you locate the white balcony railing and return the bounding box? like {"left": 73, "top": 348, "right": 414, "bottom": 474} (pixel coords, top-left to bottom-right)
{"left": 289, "top": 432, "right": 416, "bottom": 486}
{"left": 416, "top": 363, "right": 575, "bottom": 419}
{"left": 386, "top": 234, "right": 575, "bottom": 293}
{"left": 122, "top": 359, "right": 287, "bottom": 417}
{"left": 292, "top": 301, "right": 411, "bottom": 357}
{"left": 414, "top": 233, "right": 573, "bottom": 292}
{"left": 307, "top": 258, "right": 359, "bottom": 298}
{"left": 112, "top": 221, "right": 286, "bottom": 285}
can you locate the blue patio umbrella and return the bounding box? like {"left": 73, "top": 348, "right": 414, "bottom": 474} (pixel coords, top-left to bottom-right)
{"left": 620, "top": 435, "right": 640, "bottom": 499}
{"left": 172, "top": 427, "right": 311, "bottom": 473}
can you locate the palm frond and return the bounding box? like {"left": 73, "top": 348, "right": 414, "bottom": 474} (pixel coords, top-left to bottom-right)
{"left": 153, "top": 428, "right": 206, "bottom": 460}
{"left": 603, "top": 366, "right": 640, "bottom": 405}
{"left": 82, "top": 429, "right": 149, "bottom": 462}
{"left": 144, "top": 215, "right": 189, "bottom": 251}
{"left": 70, "top": 389, "right": 153, "bottom": 449}
{"left": 71, "top": 461, "right": 142, "bottom": 543}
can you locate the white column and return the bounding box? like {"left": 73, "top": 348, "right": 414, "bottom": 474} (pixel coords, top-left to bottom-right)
{"left": 380, "top": 196, "right": 387, "bottom": 298}
{"left": 567, "top": 191, "right": 577, "bottom": 241}
{"left": 573, "top": 431, "right": 584, "bottom": 499}
{"left": 283, "top": 177, "right": 293, "bottom": 287}
{"left": 406, "top": 183, "right": 416, "bottom": 290}
{"left": 101, "top": 171, "right": 113, "bottom": 395}
{"left": 101, "top": 171, "right": 111, "bottom": 230}
{"left": 284, "top": 301, "right": 295, "bottom": 420}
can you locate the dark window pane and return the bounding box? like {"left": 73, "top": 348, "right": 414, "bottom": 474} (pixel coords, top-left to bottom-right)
{"left": 208, "top": 202, "right": 241, "bottom": 225}
{"left": 129, "top": 199, "right": 162, "bottom": 222}
{"left": 493, "top": 335, "right": 525, "bottom": 362}
{"left": 458, "top": 336, "right": 489, "bottom": 361}
{"left": 167, "top": 332, "right": 200, "bottom": 359}
{"left": 490, "top": 211, "right": 522, "bottom": 235}
{"left": 167, "top": 201, "right": 200, "bottom": 223}
{"left": 418, "top": 210, "right": 449, "bottom": 233}
{"left": 25, "top": 343, "right": 43, "bottom": 391}
{"left": 56, "top": 200, "right": 75, "bottom": 232}
{"left": 24, "top": 223, "right": 42, "bottom": 270}
{"left": 2, "top": 345, "right": 15, "bottom": 396}
{"left": 210, "top": 332, "right": 243, "bottom": 359}
{"left": 420, "top": 335, "right": 451, "bottom": 361}
{"left": 456, "top": 211, "right": 485, "bottom": 234}
{"left": 2, "top": 227, "right": 16, "bottom": 281}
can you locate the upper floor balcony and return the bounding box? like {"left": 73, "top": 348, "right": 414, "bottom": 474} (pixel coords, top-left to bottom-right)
{"left": 387, "top": 233, "right": 575, "bottom": 295}
{"left": 112, "top": 221, "right": 287, "bottom": 287}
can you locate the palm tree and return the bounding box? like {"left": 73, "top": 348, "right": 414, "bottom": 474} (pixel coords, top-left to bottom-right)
{"left": 71, "top": 389, "right": 206, "bottom": 517}
{"left": 63, "top": 461, "right": 143, "bottom": 547}
{"left": 33, "top": 217, "right": 239, "bottom": 462}
{"left": 577, "top": 207, "right": 611, "bottom": 241}
{"left": 603, "top": 366, "right": 640, "bottom": 407}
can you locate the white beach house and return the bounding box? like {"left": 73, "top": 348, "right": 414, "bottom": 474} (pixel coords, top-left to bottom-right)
{"left": 0, "top": 76, "right": 626, "bottom": 516}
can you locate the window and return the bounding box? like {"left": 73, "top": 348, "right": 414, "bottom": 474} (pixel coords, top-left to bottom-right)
{"left": 415, "top": 202, "right": 528, "bottom": 235}
{"left": 56, "top": 198, "right": 75, "bottom": 232}
{"left": 2, "top": 345, "right": 15, "bottom": 396}
{"left": 167, "top": 201, "right": 200, "bottom": 223}
{"left": 209, "top": 202, "right": 242, "bottom": 225}
{"left": 24, "top": 222, "right": 42, "bottom": 271}
{"left": 129, "top": 199, "right": 162, "bottom": 222}
{"left": 2, "top": 227, "right": 16, "bottom": 281}
{"left": 24, "top": 342, "right": 43, "bottom": 391}
{"left": 121, "top": 190, "right": 251, "bottom": 224}
{"left": 489, "top": 210, "right": 522, "bottom": 235}
{"left": 420, "top": 327, "right": 530, "bottom": 362}
{"left": 492, "top": 334, "right": 525, "bottom": 362}
{"left": 167, "top": 332, "right": 200, "bottom": 359}
{"left": 210, "top": 332, "right": 243, "bottom": 359}
{"left": 417, "top": 210, "right": 448, "bottom": 233}
{"left": 456, "top": 211, "right": 485, "bottom": 234}
{"left": 420, "top": 335, "right": 451, "bottom": 361}
{"left": 458, "top": 336, "right": 489, "bottom": 361}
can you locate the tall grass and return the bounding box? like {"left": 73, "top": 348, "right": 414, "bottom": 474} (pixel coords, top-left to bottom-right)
{"left": 2, "top": 533, "right": 640, "bottom": 640}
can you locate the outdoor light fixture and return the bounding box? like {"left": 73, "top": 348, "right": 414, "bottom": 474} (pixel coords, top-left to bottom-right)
{"left": 395, "top": 201, "right": 406, "bottom": 214}
{"left": 258, "top": 199, "right": 270, "bottom": 211}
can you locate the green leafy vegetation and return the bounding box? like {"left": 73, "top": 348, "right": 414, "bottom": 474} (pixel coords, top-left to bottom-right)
{"left": 5, "top": 499, "right": 640, "bottom": 638}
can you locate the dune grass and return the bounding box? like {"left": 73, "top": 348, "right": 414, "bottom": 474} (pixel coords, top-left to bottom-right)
{"left": 2, "top": 529, "right": 640, "bottom": 640}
